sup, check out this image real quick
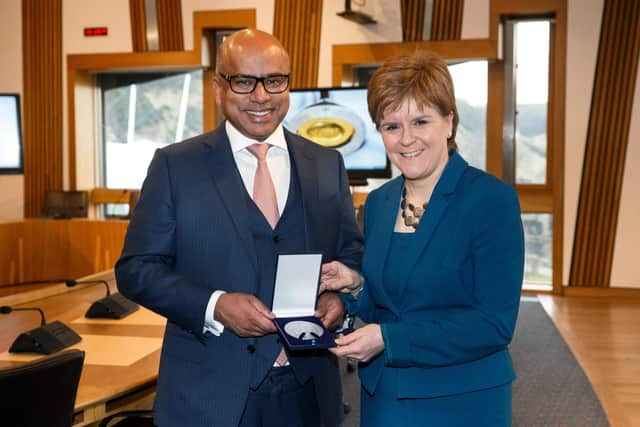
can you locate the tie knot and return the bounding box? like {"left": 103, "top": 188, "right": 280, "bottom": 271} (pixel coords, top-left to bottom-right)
{"left": 246, "top": 143, "right": 271, "bottom": 160}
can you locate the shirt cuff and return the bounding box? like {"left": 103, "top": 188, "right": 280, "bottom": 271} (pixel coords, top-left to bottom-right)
{"left": 203, "top": 290, "right": 226, "bottom": 336}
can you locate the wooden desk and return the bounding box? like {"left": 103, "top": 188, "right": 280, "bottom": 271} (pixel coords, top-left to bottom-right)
{"left": 0, "top": 219, "right": 129, "bottom": 288}
{"left": 0, "top": 271, "right": 164, "bottom": 426}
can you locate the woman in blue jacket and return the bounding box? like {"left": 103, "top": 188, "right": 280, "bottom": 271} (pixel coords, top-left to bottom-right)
{"left": 321, "top": 50, "right": 524, "bottom": 426}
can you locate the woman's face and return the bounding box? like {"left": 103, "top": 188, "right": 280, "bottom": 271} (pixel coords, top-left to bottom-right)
{"left": 379, "top": 97, "right": 453, "bottom": 184}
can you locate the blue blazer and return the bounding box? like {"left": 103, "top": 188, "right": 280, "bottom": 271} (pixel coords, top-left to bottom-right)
{"left": 115, "top": 124, "right": 363, "bottom": 427}
{"left": 350, "top": 151, "right": 524, "bottom": 399}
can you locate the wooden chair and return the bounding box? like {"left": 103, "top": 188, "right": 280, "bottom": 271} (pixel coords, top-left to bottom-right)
{"left": 90, "top": 188, "right": 140, "bottom": 219}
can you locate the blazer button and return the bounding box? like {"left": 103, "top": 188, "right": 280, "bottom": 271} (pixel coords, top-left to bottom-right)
{"left": 247, "top": 345, "right": 256, "bottom": 354}
{"left": 273, "top": 235, "right": 280, "bottom": 243}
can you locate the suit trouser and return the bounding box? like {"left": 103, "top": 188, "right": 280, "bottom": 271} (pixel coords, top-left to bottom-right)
{"left": 239, "top": 366, "right": 321, "bottom": 427}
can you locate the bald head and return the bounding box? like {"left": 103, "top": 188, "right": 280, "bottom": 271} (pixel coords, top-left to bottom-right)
{"left": 213, "top": 29, "right": 291, "bottom": 141}
{"left": 216, "top": 29, "right": 290, "bottom": 74}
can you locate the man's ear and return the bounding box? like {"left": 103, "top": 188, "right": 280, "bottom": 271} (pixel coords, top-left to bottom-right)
{"left": 213, "top": 77, "right": 222, "bottom": 105}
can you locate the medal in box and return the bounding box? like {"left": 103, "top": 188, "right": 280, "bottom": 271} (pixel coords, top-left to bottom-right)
{"left": 271, "top": 253, "right": 336, "bottom": 350}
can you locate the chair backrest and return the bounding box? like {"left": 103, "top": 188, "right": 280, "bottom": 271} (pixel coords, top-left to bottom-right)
{"left": 0, "top": 349, "right": 85, "bottom": 427}
{"left": 127, "top": 190, "right": 141, "bottom": 219}
{"left": 89, "top": 188, "right": 140, "bottom": 219}
{"left": 42, "top": 191, "right": 89, "bottom": 218}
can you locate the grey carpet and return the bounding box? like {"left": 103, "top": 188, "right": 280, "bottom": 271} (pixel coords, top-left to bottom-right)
{"left": 340, "top": 297, "right": 610, "bottom": 426}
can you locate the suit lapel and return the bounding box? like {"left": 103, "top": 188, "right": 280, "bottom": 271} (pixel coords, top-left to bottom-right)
{"left": 369, "top": 178, "right": 403, "bottom": 314}
{"left": 393, "top": 152, "right": 468, "bottom": 298}
{"left": 286, "top": 130, "right": 316, "bottom": 251}
{"left": 202, "top": 125, "right": 259, "bottom": 273}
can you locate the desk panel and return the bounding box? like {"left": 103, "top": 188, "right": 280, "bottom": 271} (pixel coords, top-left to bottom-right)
{"left": 0, "top": 219, "right": 128, "bottom": 287}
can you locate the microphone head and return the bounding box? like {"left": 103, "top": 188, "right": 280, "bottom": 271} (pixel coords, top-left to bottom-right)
{"left": 65, "top": 280, "right": 77, "bottom": 287}
{"left": 0, "top": 306, "right": 12, "bottom": 314}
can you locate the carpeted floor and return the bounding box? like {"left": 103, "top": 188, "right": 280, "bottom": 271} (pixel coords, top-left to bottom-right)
{"left": 339, "top": 297, "right": 609, "bottom": 426}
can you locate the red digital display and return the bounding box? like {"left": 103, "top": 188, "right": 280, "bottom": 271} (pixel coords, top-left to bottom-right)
{"left": 84, "top": 27, "right": 108, "bottom": 37}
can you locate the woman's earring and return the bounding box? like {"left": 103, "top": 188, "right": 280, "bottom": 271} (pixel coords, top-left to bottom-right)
{"left": 448, "top": 131, "right": 452, "bottom": 138}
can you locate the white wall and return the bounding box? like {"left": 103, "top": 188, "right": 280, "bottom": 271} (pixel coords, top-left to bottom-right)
{"left": 318, "top": 0, "right": 403, "bottom": 87}
{"left": 62, "top": 0, "right": 132, "bottom": 191}
{"left": 181, "top": 0, "right": 275, "bottom": 50}
{"left": 461, "top": 0, "right": 490, "bottom": 40}
{"left": 611, "top": 63, "right": 640, "bottom": 288}
{"left": 563, "top": 0, "right": 605, "bottom": 285}
{"left": 0, "top": 0, "right": 23, "bottom": 220}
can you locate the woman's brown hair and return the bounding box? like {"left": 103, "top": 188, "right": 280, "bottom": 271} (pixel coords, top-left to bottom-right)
{"left": 367, "top": 50, "right": 459, "bottom": 151}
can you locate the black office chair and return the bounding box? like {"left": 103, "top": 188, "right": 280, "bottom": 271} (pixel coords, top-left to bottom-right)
{"left": 98, "top": 410, "right": 155, "bottom": 427}
{"left": 0, "top": 349, "right": 85, "bottom": 427}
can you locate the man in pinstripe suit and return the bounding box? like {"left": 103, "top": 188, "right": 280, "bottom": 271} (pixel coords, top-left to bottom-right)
{"left": 116, "top": 29, "right": 363, "bottom": 427}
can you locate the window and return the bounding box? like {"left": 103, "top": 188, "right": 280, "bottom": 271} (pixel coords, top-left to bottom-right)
{"left": 502, "top": 16, "right": 557, "bottom": 292}
{"left": 100, "top": 71, "right": 203, "bottom": 190}
{"left": 449, "top": 61, "right": 487, "bottom": 171}
{"left": 522, "top": 213, "right": 553, "bottom": 289}
{"left": 515, "top": 21, "right": 549, "bottom": 184}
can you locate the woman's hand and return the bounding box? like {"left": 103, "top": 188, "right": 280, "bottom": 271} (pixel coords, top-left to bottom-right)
{"left": 315, "top": 292, "right": 345, "bottom": 331}
{"left": 330, "top": 324, "right": 385, "bottom": 363}
{"left": 320, "top": 260, "right": 363, "bottom": 294}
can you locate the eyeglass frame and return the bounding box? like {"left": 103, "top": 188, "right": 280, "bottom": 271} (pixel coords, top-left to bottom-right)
{"left": 217, "top": 72, "right": 291, "bottom": 94}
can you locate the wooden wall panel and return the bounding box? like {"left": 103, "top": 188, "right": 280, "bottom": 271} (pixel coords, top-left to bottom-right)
{"left": 22, "top": 0, "right": 63, "bottom": 218}
{"left": 569, "top": 0, "right": 640, "bottom": 288}
{"left": 0, "top": 220, "right": 129, "bottom": 287}
{"left": 157, "top": 0, "right": 184, "bottom": 51}
{"left": 401, "top": 0, "right": 426, "bottom": 42}
{"left": 430, "top": 0, "right": 463, "bottom": 40}
{"left": 273, "top": 0, "right": 322, "bottom": 88}
{"left": 129, "top": 0, "right": 148, "bottom": 52}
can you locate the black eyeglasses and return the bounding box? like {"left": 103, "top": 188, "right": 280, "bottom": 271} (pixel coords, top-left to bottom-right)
{"left": 218, "top": 72, "right": 290, "bottom": 94}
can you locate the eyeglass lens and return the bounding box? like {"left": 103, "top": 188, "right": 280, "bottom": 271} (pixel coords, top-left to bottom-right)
{"left": 228, "top": 75, "right": 289, "bottom": 94}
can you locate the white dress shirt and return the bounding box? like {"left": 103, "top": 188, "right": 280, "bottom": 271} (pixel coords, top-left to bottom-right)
{"left": 204, "top": 121, "right": 291, "bottom": 335}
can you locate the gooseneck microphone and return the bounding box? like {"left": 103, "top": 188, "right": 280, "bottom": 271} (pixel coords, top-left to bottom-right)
{"left": 66, "top": 279, "right": 110, "bottom": 296}
{"left": 65, "top": 279, "right": 139, "bottom": 319}
{"left": 0, "top": 305, "right": 81, "bottom": 354}
{"left": 0, "top": 306, "right": 46, "bottom": 326}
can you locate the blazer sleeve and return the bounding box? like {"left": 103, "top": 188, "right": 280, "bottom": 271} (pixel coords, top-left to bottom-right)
{"left": 380, "top": 183, "right": 525, "bottom": 368}
{"left": 115, "top": 149, "right": 212, "bottom": 337}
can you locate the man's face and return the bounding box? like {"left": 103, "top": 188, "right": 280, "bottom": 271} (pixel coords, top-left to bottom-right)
{"left": 215, "top": 44, "right": 290, "bottom": 141}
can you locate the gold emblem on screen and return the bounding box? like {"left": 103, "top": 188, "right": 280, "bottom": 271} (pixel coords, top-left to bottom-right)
{"left": 297, "top": 118, "right": 355, "bottom": 148}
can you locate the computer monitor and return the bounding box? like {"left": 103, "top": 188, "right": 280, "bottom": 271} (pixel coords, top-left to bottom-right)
{"left": 284, "top": 87, "right": 390, "bottom": 186}
{"left": 42, "top": 191, "right": 89, "bottom": 219}
{"left": 0, "top": 94, "right": 23, "bottom": 174}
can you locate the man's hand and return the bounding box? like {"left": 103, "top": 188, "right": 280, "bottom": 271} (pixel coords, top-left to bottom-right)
{"left": 329, "top": 324, "right": 385, "bottom": 363}
{"left": 319, "top": 261, "right": 362, "bottom": 294}
{"left": 214, "top": 293, "right": 276, "bottom": 337}
{"left": 315, "top": 292, "right": 345, "bottom": 331}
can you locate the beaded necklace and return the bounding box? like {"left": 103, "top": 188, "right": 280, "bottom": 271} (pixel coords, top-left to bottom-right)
{"left": 400, "top": 187, "right": 428, "bottom": 230}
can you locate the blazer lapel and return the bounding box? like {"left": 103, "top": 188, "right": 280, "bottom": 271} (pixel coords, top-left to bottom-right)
{"left": 286, "top": 130, "right": 316, "bottom": 251}
{"left": 369, "top": 178, "right": 403, "bottom": 314}
{"left": 393, "top": 152, "right": 468, "bottom": 298}
{"left": 202, "top": 125, "right": 259, "bottom": 273}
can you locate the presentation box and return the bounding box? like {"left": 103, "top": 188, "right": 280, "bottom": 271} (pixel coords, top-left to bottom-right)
{"left": 272, "top": 253, "right": 335, "bottom": 350}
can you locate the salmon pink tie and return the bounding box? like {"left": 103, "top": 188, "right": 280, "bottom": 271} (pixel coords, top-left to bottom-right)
{"left": 246, "top": 143, "right": 288, "bottom": 366}
{"left": 246, "top": 144, "right": 280, "bottom": 229}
